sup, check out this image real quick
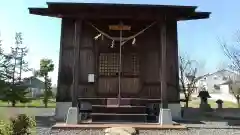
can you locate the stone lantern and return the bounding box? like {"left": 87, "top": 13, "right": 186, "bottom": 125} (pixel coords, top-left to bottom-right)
{"left": 198, "top": 91, "right": 211, "bottom": 104}
{"left": 198, "top": 91, "right": 212, "bottom": 112}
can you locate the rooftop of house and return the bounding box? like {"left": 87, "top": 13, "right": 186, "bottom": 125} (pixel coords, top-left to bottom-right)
{"left": 201, "top": 69, "right": 239, "bottom": 78}
{"left": 22, "top": 76, "right": 45, "bottom": 89}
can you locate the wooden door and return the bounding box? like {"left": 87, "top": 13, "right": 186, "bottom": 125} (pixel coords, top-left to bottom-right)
{"left": 97, "top": 52, "right": 140, "bottom": 98}
{"left": 98, "top": 53, "right": 119, "bottom": 97}
{"left": 121, "top": 53, "right": 140, "bottom": 98}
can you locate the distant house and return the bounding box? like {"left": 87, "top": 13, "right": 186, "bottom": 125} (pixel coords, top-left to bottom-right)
{"left": 219, "top": 80, "right": 240, "bottom": 95}
{"left": 22, "top": 76, "right": 45, "bottom": 98}
{"left": 179, "top": 73, "right": 209, "bottom": 94}
{"left": 198, "top": 69, "right": 240, "bottom": 93}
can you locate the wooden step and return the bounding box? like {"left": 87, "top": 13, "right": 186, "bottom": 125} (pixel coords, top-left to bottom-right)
{"left": 92, "top": 105, "right": 146, "bottom": 114}
{"left": 91, "top": 113, "right": 147, "bottom": 122}
{"left": 146, "top": 115, "right": 158, "bottom": 123}
{"left": 78, "top": 97, "right": 162, "bottom": 106}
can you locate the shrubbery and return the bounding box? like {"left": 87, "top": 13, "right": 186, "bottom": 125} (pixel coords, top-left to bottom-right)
{"left": 0, "top": 120, "right": 12, "bottom": 135}
{"left": 0, "top": 114, "right": 36, "bottom": 135}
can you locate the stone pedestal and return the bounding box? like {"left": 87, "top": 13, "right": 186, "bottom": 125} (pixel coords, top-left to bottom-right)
{"left": 199, "top": 103, "right": 213, "bottom": 112}
{"left": 217, "top": 103, "right": 223, "bottom": 109}
{"left": 158, "top": 108, "right": 173, "bottom": 125}
{"left": 66, "top": 107, "right": 79, "bottom": 124}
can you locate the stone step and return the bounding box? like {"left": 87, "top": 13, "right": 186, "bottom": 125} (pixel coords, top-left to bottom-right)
{"left": 91, "top": 113, "right": 147, "bottom": 122}
{"left": 92, "top": 105, "right": 146, "bottom": 114}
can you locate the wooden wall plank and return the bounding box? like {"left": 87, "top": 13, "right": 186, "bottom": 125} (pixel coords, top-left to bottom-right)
{"left": 79, "top": 49, "right": 95, "bottom": 82}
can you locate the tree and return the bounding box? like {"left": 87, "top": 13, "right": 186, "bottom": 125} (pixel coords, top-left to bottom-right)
{"left": 219, "top": 34, "right": 240, "bottom": 107}
{"left": 0, "top": 33, "right": 6, "bottom": 82}
{"left": 0, "top": 33, "right": 10, "bottom": 81}
{"left": 34, "top": 59, "right": 54, "bottom": 108}
{"left": 228, "top": 79, "right": 240, "bottom": 108}
{"left": 0, "top": 33, "right": 10, "bottom": 99}
{"left": 0, "top": 32, "right": 31, "bottom": 107}
{"left": 179, "top": 56, "right": 209, "bottom": 108}
{"left": 220, "top": 33, "right": 240, "bottom": 72}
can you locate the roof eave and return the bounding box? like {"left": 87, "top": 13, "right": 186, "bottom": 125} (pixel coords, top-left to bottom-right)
{"left": 29, "top": 8, "right": 210, "bottom": 21}
{"left": 178, "top": 12, "right": 211, "bottom": 21}
{"left": 29, "top": 8, "right": 61, "bottom": 18}
{"left": 46, "top": 2, "right": 198, "bottom": 10}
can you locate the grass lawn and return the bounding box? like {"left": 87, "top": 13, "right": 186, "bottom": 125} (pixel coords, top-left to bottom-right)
{"left": 0, "top": 99, "right": 55, "bottom": 134}
{"left": 180, "top": 98, "right": 238, "bottom": 108}
{"left": 0, "top": 107, "right": 38, "bottom": 135}
{"left": 0, "top": 98, "right": 56, "bottom": 108}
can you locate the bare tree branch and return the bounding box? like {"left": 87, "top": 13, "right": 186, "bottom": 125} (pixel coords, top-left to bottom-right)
{"left": 179, "top": 55, "right": 207, "bottom": 108}
{"left": 219, "top": 34, "right": 240, "bottom": 107}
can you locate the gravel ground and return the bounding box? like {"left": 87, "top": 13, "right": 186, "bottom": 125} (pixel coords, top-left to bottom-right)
{"left": 37, "top": 122, "right": 240, "bottom": 135}
{"left": 33, "top": 108, "right": 240, "bottom": 135}
{"left": 35, "top": 115, "right": 56, "bottom": 135}
{"left": 46, "top": 121, "right": 240, "bottom": 135}
{"left": 50, "top": 128, "right": 240, "bottom": 135}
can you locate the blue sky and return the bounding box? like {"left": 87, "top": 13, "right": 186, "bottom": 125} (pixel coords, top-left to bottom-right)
{"left": 0, "top": 0, "right": 239, "bottom": 85}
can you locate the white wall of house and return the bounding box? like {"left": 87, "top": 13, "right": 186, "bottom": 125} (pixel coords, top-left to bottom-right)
{"left": 197, "top": 69, "right": 240, "bottom": 93}
{"left": 219, "top": 82, "right": 240, "bottom": 96}
{"left": 26, "top": 88, "right": 44, "bottom": 98}
{"left": 229, "top": 83, "right": 240, "bottom": 95}
{"left": 220, "top": 84, "right": 230, "bottom": 94}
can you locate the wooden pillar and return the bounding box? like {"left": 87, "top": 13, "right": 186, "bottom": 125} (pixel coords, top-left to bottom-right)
{"left": 72, "top": 19, "right": 82, "bottom": 107}
{"left": 160, "top": 17, "right": 168, "bottom": 108}
{"left": 56, "top": 19, "right": 64, "bottom": 102}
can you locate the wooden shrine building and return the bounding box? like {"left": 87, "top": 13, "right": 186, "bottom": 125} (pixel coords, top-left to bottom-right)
{"left": 29, "top": 2, "right": 210, "bottom": 123}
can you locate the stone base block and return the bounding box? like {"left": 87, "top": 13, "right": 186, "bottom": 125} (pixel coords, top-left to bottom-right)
{"left": 158, "top": 108, "right": 173, "bottom": 125}
{"left": 55, "top": 102, "right": 72, "bottom": 121}
{"left": 66, "top": 107, "right": 79, "bottom": 124}
{"left": 158, "top": 103, "right": 182, "bottom": 120}
{"left": 168, "top": 103, "right": 182, "bottom": 120}
{"left": 199, "top": 103, "right": 213, "bottom": 112}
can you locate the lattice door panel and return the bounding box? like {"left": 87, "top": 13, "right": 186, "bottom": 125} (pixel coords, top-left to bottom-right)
{"left": 122, "top": 53, "right": 139, "bottom": 76}
{"left": 99, "top": 53, "right": 139, "bottom": 77}
{"left": 99, "top": 53, "right": 120, "bottom": 76}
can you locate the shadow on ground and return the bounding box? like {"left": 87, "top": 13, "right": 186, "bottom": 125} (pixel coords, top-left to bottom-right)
{"left": 175, "top": 119, "right": 204, "bottom": 124}
{"left": 35, "top": 116, "right": 58, "bottom": 128}
{"left": 180, "top": 107, "right": 240, "bottom": 127}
